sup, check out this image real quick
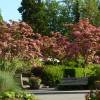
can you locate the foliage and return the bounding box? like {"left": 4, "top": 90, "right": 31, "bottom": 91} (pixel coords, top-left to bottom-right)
{"left": 0, "top": 91, "right": 38, "bottom": 100}
{"left": 0, "top": 21, "right": 41, "bottom": 60}
{"left": 0, "top": 71, "right": 20, "bottom": 93}
{"left": 29, "top": 76, "right": 41, "bottom": 89}
{"left": 63, "top": 0, "right": 81, "bottom": 23}
{"left": 64, "top": 65, "right": 96, "bottom": 78}
{"left": 45, "top": 0, "right": 68, "bottom": 35}
{"left": 0, "top": 21, "right": 43, "bottom": 73}
{"left": 31, "top": 67, "right": 43, "bottom": 77}
{"left": 18, "top": 0, "right": 48, "bottom": 34}
{"left": 70, "top": 19, "right": 100, "bottom": 64}
{"left": 39, "top": 19, "right": 100, "bottom": 64}
{"left": 18, "top": 0, "right": 75, "bottom": 35}
{"left": 18, "top": 0, "right": 100, "bottom": 35}
{"left": 94, "top": 64, "right": 100, "bottom": 79}
{"left": 85, "top": 90, "right": 100, "bottom": 100}
{"left": 63, "top": 55, "right": 85, "bottom": 67}
{"left": 42, "top": 65, "right": 64, "bottom": 86}
{"left": 0, "top": 57, "right": 35, "bottom": 74}
{"left": 0, "top": 19, "right": 99, "bottom": 67}
{"left": 79, "top": 0, "right": 100, "bottom": 26}
{"left": 64, "top": 0, "right": 100, "bottom": 26}
{"left": 0, "top": 10, "right": 3, "bottom": 22}
{"left": 32, "top": 58, "right": 44, "bottom": 67}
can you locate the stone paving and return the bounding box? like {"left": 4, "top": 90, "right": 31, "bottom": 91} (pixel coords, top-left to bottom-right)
{"left": 36, "top": 93, "right": 86, "bottom": 100}
{"left": 27, "top": 88, "right": 90, "bottom": 100}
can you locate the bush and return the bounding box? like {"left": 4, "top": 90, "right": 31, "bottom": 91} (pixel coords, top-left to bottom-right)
{"left": 0, "top": 91, "right": 38, "bottom": 100}
{"left": 85, "top": 90, "right": 100, "bottom": 100}
{"left": 0, "top": 58, "right": 33, "bottom": 74}
{"left": 0, "top": 71, "right": 20, "bottom": 93}
{"left": 64, "top": 68, "right": 75, "bottom": 77}
{"left": 42, "top": 65, "right": 64, "bottom": 87}
{"left": 64, "top": 66, "right": 96, "bottom": 78}
{"left": 41, "top": 64, "right": 96, "bottom": 87}
{"left": 29, "top": 77, "right": 41, "bottom": 89}
{"left": 94, "top": 64, "right": 100, "bottom": 79}
{"left": 75, "top": 67, "right": 96, "bottom": 78}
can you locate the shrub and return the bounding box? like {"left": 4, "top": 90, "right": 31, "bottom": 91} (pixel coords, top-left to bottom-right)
{"left": 94, "top": 64, "right": 100, "bottom": 79}
{"left": 75, "top": 67, "right": 96, "bottom": 78}
{"left": 64, "top": 68, "right": 76, "bottom": 77}
{"left": 0, "top": 91, "right": 38, "bottom": 100}
{"left": 42, "top": 65, "right": 64, "bottom": 87}
{"left": 85, "top": 90, "right": 100, "bottom": 100}
{"left": 0, "top": 58, "right": 34, "bottom": 74}
{"left": 84, "top": 64, "right": 96, "bottom": 77}
{"left": 64, "top": 66, "right": 96, "bottom": 78}
{"left": 29, "top": 77, "right": 41, "bottom": 89}
{"left": 0, "top": 71, "right": 20, "bottom": 93}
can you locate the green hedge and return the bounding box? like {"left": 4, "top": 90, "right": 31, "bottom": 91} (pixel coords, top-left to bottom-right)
{"left": 66, "top": 68, "right": 96, "bottom": 78}
{"left": 42, "top": 65, "right": 64, "bottom": 87}
{"left": 34, "top": 64, "right": 96, "bottom": 87}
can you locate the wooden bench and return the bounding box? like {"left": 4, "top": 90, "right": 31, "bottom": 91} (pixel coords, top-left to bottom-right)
{"left": 58, "top": 77, "right": 88, "bottom": 86}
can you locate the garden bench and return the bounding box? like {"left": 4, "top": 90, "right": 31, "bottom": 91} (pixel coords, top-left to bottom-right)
{"left": 58, "top": 77, "right": 88, "bottom": 86}
{"left": 20, "top": 73, "right": 30, "bottom": 89}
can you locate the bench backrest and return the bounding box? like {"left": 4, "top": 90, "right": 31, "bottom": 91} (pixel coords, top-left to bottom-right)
{"left": 60, "top": 77, "right": 88, "bottom": 85}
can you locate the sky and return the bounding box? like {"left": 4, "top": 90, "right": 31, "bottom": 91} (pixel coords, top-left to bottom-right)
{"left": 0, "top": 0, "right": 21, "bottom": 21}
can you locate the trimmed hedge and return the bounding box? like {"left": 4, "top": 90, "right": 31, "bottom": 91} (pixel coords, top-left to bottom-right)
{"left": 31, "top": 64, "right": 96, "bottom": 87}
{"left": 42, "top": 65, "right": 64, "bottom": 87}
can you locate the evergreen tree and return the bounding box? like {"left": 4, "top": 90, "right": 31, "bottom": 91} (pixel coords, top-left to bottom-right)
{"left": 18, "top": 0, "right": 48, "bottom": 34}
{"left": 18, "top": 0, "right": 69, "bottom": 35}
{"left": 79, "top": 0, "right": 100, "bottom": 26}
{"left": 73, "top": 0, "right": 80, "bottom": 23}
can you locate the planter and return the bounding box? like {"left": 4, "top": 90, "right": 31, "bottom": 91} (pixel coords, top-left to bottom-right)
{"left": 29, "top": 77, "right": 41, "bottom": 89}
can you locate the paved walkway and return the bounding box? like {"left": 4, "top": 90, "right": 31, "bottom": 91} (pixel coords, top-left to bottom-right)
{"left": 37, "top": 93, "right": 86, "bottom": 100}
{"left": 27, "top": 88, "right": 91, "bottom": 100}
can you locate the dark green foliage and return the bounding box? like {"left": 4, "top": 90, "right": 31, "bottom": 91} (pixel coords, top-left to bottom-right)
{"left": 29, "top": 77, "right": 41, "bottom": 89}
{"left": 31, "top": 67, "right": 43, "bottom": 77}
{"left": 0, "top": 10, "right": 3, "bottom": 22}
{"left": 64, "top": 69, "right": 75, "bottom": 77}
{"left": 18, "top": 0, "right": 100, "bottom": 36}
{"left": 46, "top": 1, "right": 68, "bottom": 35}
{"left": 94, "top": 64, "right": 100, "bottom": 79}
{"left": 18, "top": 0, "right": 48, "bottom": 34}
{"left": 64, "top": 0, "right": 80, "bottom": 23}
{"left": 18, "top": 0, "right": 72, "bottom": 35}
{"left": 79, "top": 0, "right": 100, "bottom": 26}
{"left": 42, "top": 65, "right": 64, "bottom": 87}
{"left": 63, "top": 55, "right": 85, "bottom": 68}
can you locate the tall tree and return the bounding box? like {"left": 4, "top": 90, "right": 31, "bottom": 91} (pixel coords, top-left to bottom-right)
{"left": 63, "top": 0, "right": 81, "bottom": 23}
{"left": 73, "top": 0, "right": 80, "bottom": 23}
{"left": 79, "top": 0, "right": 100, "bottom": 26}
{"left": 18, "top": 0, "right": 48, "bottom": 34}
{"left": 18, "top": 0, "right": 70, "bottom": 35}
{"left": 46, "top": 0, "right": 68, "bottom": 34}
